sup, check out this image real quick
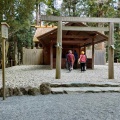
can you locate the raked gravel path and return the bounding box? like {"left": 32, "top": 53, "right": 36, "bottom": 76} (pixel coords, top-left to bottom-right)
{"left": 0, "top": 93, "right": 120, "bottom": 120}
{"left": 0, "top": 63, "right": 120, "bottom": 88}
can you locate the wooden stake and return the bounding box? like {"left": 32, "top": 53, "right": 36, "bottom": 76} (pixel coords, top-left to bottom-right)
{"left": 2, "top": 38, "right": 6, "bottom": 100}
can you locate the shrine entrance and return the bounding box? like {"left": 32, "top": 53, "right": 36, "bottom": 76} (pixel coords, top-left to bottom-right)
{"left": 38, "top": 15, "right": 120, "bottom": 79}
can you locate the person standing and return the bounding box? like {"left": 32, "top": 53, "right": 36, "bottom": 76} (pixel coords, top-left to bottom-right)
{"left": 67, "top": 50, "right": 75, "bottom": 71}
{"left": 73, "top": 50, "right": 78, "bottom": 69}
{"left": 79, "top": 51, "right": 87, "bottom": 72}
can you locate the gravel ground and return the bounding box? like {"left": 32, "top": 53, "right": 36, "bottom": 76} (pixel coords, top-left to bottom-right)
{"left": 0, "top": 93, "right": 120, "bottom": 120}
{"left": 0, "top": 64, "right": 120, "bottom": 88}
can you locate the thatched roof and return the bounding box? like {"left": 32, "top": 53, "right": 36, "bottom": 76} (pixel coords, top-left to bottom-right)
{"left": 34, "top": 26, "right": 57, "bottom": 38}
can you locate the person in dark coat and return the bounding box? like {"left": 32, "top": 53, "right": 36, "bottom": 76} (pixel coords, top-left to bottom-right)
{"left": 73, "top": 50, "right": 78, "bottom": 69}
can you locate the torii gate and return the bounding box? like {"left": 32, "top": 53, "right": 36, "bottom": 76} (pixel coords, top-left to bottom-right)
{"left": 41, "top": 15, "right": 119, "bottom": 79}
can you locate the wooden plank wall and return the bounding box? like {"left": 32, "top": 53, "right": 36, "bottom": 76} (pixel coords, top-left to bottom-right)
{"left": 23, "top": 48, "right": 43, "bottom": 65}
{"left": 94, "top": 50, "right": 106, "bottom": 65}
{"left": 22, "top": 48, "right": 105, "bottom": 65}
{"left": 86, "top": 50, "right": 106, "bottom": 65}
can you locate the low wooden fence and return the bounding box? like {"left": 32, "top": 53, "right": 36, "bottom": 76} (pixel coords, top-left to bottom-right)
{"left": 23, "top": 48, "right": 43, "bottom": 65}
{"left": 86, "top": 50, "right": 106, "bottom": 65}
{"left": 22, "top": 49, "right": 105, "bottom": 66}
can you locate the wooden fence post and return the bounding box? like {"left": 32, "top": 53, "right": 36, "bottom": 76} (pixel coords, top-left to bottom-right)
{"left": 2, "top": 38, "right": 6, "bottom": 100}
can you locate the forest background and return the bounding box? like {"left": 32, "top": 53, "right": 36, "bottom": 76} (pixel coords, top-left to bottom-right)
{"left": 0, "top": 0, "right": 120, "bottom": 66}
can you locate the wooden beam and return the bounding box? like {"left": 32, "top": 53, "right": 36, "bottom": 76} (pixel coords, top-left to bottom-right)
{"left": 55, "top": 21, "right": 62, "bottom": 79}
{"left": 63, "top": 41, "right": 86, "bottom": 44}
{"left": 53, "top": 39, "right": 107, "bottom": 45}
{"left": 49, "top": 35, "right": 89, "bottom": 40}
{"left": 48, "top": 38, "right": 107, "bottom": 48}
{"left": 62, "top": 26, "right": 109, "bottom": 31}
{"left": 62, "top": 35, "right": 90, "bottom": 39}
{"left": 41, "top": 15, "right": 120, "bottom": 23}
{"left": 48, "top": 35, "right": 91, "bottom": 39}
{"left": 108, "top": 23, "right": 114, "bottom": 79}
{"left": 53, "top": 40, "right": 88, "bottom": 44}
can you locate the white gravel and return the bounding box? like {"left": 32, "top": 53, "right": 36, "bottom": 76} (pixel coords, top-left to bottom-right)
{"left": 0, "top": 64, "right": 120, "bottom": 120}
{"left": 0, "top": 93, "right": 120, "bottom": 120}
{"left": 0, "top": 63, "right": 120, "bottom": 88}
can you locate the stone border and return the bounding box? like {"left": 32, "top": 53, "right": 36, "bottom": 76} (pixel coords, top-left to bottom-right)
{"left": 1, "top": 82, "right": 120, "bottom": 97}
{"left": 0, "top": 82, "right": 51, "bottom": 97}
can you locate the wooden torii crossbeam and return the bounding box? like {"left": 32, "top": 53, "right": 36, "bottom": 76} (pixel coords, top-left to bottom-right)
{"left": 41, "top": 15, "right": 120, "bottom": 79}
{"left": 41, "top": 15, "right": 120, "bottom": 23}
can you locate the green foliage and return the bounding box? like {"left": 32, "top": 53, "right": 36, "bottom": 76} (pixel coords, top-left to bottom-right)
{"left": 85, "top": 0, "right": 117, "bottom": 17}
{"left": 43, "top": 0, "right": 60, "bottom": 25}
{"left": 114, "top": 31, "right": 120, "bottom": 62}
{"left": 61, "top": 0, "right": 85, "bottom": 17}
{"left": 0, "top": 0, "right": 39, "bottom": 63}
{"left": 0, "top": 0, "right": 120, "bottom": 63}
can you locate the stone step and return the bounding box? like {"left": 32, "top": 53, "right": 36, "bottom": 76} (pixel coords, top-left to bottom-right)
{"left": 51, "top": 87, "right": 120, "bottom": 94}
{"left": 50, "top": 82, "right": 120, "bottom": 88}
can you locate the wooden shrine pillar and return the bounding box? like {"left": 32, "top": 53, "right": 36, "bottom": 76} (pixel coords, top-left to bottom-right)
{"left": 108, "top": 22, "right": 114, "bottom": 79}
{"left": 55, "top": 21, "right": 62, "bottom": 79}
{"left": 92, "top": 38, "right": 95, "bottom": 69}
{"left": 50, "top": 42, "right": 53, "bottom": 69}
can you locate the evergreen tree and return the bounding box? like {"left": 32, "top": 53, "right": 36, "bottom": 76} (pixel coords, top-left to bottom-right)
{"left": 114, "top": 0, "right": 120, "bottom": 62}
{"left": 0, "top": 0, "right": 44, "bottom": 65}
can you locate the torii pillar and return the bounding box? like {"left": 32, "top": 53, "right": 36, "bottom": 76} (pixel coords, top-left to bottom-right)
{"left": 55, "top": 21, "right": 62, "bottom": 79}
{"left": 108, "top": 22, "right": 114, "bottom": 79}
